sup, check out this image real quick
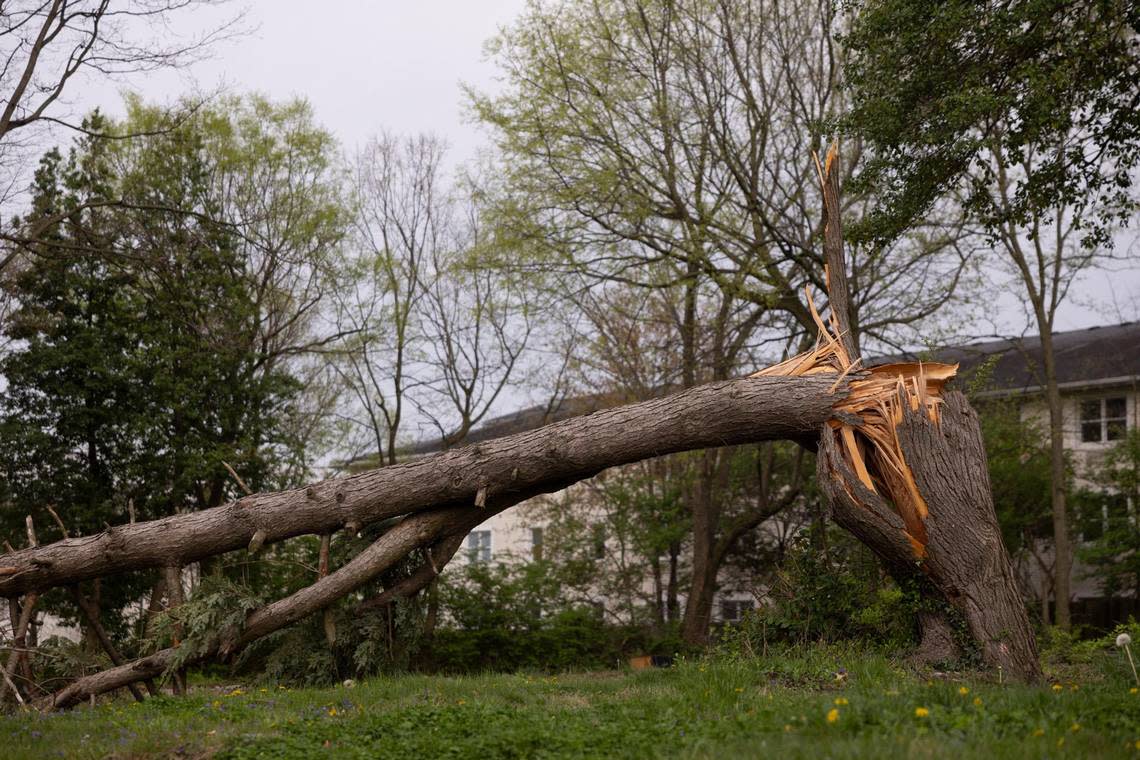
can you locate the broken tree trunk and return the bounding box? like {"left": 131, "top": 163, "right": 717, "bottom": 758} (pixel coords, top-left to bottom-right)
{"left": 0, "top": 375, "right": 840, "bottom": 598}
{"left": 789, "top": 144, "right": 1040, "bottom": 680}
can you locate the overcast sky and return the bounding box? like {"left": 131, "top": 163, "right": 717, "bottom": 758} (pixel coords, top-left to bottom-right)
{"left": 68, "top": 0, "right": 1138, "bottom": 337}
{"left": 79, "top": 0, "right": 527, "bottom": 163}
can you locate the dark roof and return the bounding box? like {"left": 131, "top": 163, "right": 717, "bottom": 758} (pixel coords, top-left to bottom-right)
{"left": 880, "top": 321, "right": 1140, "bottom": 395}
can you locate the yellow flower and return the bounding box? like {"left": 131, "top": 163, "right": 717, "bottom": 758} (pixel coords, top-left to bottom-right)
{"left": 834, "top": 697, "right": 848, "bottom": 706}
{"left": 1051, "top": 684, "right": 1063, "bottom": 692}
{"left": 1070, "top": 723, "right": 1081, "bottom": 733}
{"left": 457, "top": 699, "right": 466, "bottom": 705}
{"left": 1069, "top": 684, "right": 1079, "bottom": 691}
{"left": 1130, "top": 687, "right": 1138, "bottom": 695}
{"left": 1134, "top": 739, "right": 1140, "bottom": 750}
{"left": 827, "top": 708, "right": 840, "bottom": 723}
{"left": 1033, "top": 728, "right": 1045, "bottom": 737}
{"left": 1057, "top": 738, "right": 1065, "bottom": 748}
{"left": 328, "top": 707, "right": 338, "bottom": 717}
{"left": 735, "top": 687, "right": 744, "bottom": 693}
{"left": 914, "top": 707, "right": 930, "bottom": 718}
{"left": 958, "top": 686, "right": 969, "bottom": 696}
{"left": 228, "top": 688, "right": 244, "bottom": 697}
{"left": 212, "top": 700, "right": 221, "bottom": 708}
{"left": 784, "top": 724, "right": 793, "bottom": 732}
{"left": 973, "top": 697, "right": 983, "bottom": 707}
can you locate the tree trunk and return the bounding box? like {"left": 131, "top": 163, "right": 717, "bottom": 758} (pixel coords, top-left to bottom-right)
{"left": 0, "top": 376, "right": 842, "bottom": 598}
{"left": 818, "top": 392, "right": 1040, "bottom": 680}
{"left": 69, "top": 586, "right": 155, "bottom": 701}
{"left": 163, "top": 566, "right": 187, "bottom": 696}
{"left": 1039, "top": 328, "right": 1072, "bottom": 630}
{"left": 681, "top": 453, "right": 721, "bottom": 645}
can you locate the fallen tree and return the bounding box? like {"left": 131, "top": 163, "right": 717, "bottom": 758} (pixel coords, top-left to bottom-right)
{"left": 3, "top": 145, "right": 1041, "bottom": 710}
{"left": 0, "top": 375, "right": 837, "bottom": 597}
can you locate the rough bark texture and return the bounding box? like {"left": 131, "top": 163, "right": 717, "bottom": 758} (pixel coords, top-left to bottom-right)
{"left": 818, "top": 392, "right": 1041, "bottom": 681}
{"left": 912, "top": 610, "right": 961, "bottom": 666}
{"left": 0, "top": 376, "right": 843, "bottom": 597}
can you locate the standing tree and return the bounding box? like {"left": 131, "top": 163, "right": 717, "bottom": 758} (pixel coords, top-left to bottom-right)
{"left": 843, "top": 0, "right": 1140, "bottom": 628}
{"left": 0, "top": 95, "right": 348, "bottom": 686}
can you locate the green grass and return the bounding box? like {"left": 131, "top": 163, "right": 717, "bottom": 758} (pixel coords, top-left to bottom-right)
{"left": 2, "top": 647, "right": 1138, "bottom": 759}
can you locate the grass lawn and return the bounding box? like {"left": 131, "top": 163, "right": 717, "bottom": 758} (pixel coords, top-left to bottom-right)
{"left": 2, "top": 647, "right": 1138, "bottom": 758}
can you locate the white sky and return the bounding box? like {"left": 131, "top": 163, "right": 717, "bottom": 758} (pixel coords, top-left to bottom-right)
{"left": 79, "top": 0, "right": 528, "bottom": 164}
{"left": 61, "top": 0, "right": 1140, "bottom": 337}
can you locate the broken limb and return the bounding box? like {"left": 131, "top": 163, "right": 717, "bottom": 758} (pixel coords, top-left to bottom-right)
{"left": 38, "top": 506, "right": 490, "bottom": 709}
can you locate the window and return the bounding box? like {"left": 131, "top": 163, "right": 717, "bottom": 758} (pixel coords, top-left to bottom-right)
{"left": 1076, "top": 492, "right": 1130, "bottom": 542}
{"left": 467, "top": 530, "right": 491, "bottom": 563}
{"left": 1079, "top": 397, "right": 1127, "bottom": 443}
{"left": 721, "top": 599, "right": 754, "bottom": 623}
{"left": 531, "top": 527, "right": 544, "bottom": 561}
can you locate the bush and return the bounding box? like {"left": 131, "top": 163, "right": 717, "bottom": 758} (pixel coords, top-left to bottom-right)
{"left": 717, "top": 529, "right": 922, "bottom": 656}
{"left": 428, "top": 559, "right": 656, "bottom": 673}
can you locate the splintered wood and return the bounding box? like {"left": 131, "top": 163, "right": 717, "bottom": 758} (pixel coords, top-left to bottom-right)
{"left": 752, "top": 287, "right": 957, "bottom": 558}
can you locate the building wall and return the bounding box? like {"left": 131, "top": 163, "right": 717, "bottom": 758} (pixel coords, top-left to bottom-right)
{"left": 1017, "top": 385, "right": 1139, "bottom": 604}
{"left": 457, "top": 475, "right": 763, "bottom": 625}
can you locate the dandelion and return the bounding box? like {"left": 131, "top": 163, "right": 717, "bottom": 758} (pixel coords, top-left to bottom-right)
{"left": 1070, "top": 723, "right": 1081, "bottom": 733}
{"left": 784, "top": 724, "right": 794, "bottom": 732}
{"left": 343, "top": 679, "right": 356, "bottom": 689}
{"left": 328, "top": 707, "right": 338, "bottom": 717}
{"left": 958, "top": 686, "right": 969, "bottom": 696}
{"left": 914, "top": 707, "right": 930, "bottom": 718}
{"left": 827, "top": 708, "right": 840, "bottom": 723}
{"left": 1131, "top": 687, "right": 1138, "bottom": 695}
{"left": 1051, "top": 683, "right": 1063, "bottom": 692}
{"left": 973, "top": 697, "right": 983, "bottom": 707}
{"left": 834, "top": 697, "right": 848, "bottom": 706}
{"left": 1117, "top": 632, "right": 1139, "bottom": 687}
{"left": 735, "top": 687, "right": 744, "bottom": 693}
{"left": 1069, "top": 684, "right": 1079, "bottom": 691}
{"left": 457, "top": 699, "right": 466, "bottom": 706}
{"left": 1033, "top": 729, "right": 1045, "bottom": 737}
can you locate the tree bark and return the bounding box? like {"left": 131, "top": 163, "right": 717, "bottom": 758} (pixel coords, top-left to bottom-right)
{"left": 0, "top": 376, "right": 843, "bottom": 598}
{"left": 163, "top": 566, "right": 186, "bottom": 696}
{"left": 808, "top": 142, "right": 1038, "bottom": 681}
{"left": 818, "top": 392, "right": 1041, "bottom": 680}
{"left": 1039, "top": 328, "right": 1072, "bottom": 630}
